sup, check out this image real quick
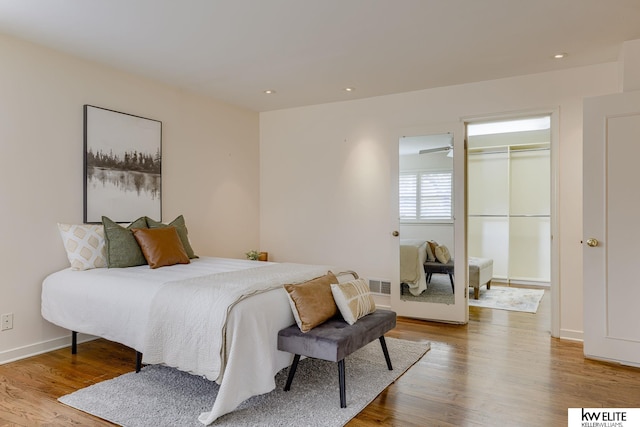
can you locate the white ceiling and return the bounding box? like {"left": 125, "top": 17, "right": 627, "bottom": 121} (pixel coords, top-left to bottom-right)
{"left": 1, "top": 0, "right": 639, "bottom": 112}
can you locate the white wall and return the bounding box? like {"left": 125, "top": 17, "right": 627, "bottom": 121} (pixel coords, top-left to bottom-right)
{"left": 619, "top": 39, "right": 640, "bottom": 91}
{"left": 260, "top": 63, "right": 619, "bottom": 340}
{"left": 0, "top": 34, "right": 260, "bottom": 362}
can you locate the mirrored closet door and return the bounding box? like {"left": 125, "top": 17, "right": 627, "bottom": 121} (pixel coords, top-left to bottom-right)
{"left": 391, "top": 123, "right": 467, "bottom": 324}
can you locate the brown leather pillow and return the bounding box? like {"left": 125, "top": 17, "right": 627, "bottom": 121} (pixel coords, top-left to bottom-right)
{"left": 131, "top": 226, "right": 190, "bottom": 269}
{"left": 284, "top": 272, "right": 338, "bottom": 332}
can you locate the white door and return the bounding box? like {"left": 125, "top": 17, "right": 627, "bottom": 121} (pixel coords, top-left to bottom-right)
{"left": 391, "top": 122, "right": 468, "bottom": 324}
{"left": 583, "top": 90, "right": 640, "bottom": 367}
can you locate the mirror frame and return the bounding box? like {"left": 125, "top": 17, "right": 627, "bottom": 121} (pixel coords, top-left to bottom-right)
{"left": 390, "top": 123, "right": 468, "bottom": 324}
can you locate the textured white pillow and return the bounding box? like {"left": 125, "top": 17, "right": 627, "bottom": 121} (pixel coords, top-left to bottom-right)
{"left": 330, "top": 278, "right": 376, "bottom": 325}
{"left": 434, "top": 244, "right": 451, "bottom": 264}
{"left": 57, "top": 223, "right": 107, "bottom": 270}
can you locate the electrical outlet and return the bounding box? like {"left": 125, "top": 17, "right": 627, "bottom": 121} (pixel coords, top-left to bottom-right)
{"left": 1, "top": 313, "right": 13, "bottom": 331}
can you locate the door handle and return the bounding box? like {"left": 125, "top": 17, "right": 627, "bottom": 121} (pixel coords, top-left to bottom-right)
{"left": 392, "top": 231, "right": 399, "bottom": 237}
{"left": 586, "top": 238, "right": 599, "bottom": 247}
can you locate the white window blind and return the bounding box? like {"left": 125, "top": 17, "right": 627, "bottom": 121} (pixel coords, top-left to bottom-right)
{"left": 399, "top": 174, "right": 418, "bottom": 220}
{"left": 400, "top": 171, "right": 452, "bottom": 221}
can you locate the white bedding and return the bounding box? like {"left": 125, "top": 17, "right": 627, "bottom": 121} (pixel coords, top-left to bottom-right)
{"left": 41, "top": 257, "right": 333, "bottom": 425}
{"left": 400, "top": 239, "right": 427, "bottom": 296}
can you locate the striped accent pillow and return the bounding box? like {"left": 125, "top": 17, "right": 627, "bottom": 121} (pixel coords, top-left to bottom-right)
{"left": 331, "top": 278, "right": 376, "bottom": 325}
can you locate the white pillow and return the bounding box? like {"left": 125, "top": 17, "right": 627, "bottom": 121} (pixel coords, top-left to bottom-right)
{"left": 330, "top": 278, "right": 376, "bottom": 325}
{"left": 434, "top": 244, "right": 451, "bottom": 264}
{"left": 57, "top": 223, "right": 107, "bottom": 270}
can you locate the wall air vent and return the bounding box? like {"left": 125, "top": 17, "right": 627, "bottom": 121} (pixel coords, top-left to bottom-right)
{"left": 380, "top": 280, "right": 391, "bottom": 295}
{"left": 369, "top": 279, "right": 391, "bottom": 295}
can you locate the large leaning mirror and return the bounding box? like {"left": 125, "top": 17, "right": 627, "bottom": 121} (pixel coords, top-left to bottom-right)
{"left": 399, "top": 133, "right": 455, "bottom": 304}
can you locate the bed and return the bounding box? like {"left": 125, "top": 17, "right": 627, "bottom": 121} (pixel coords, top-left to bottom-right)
{"left": 41, "top": 256, "right": 344, "bottom": 425}
{"left": 399, "top": 239, "right": 428, "bottom": 295}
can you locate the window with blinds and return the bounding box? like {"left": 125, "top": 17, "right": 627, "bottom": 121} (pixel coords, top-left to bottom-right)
{"left": 400, "top": 171, "right": 452, "bottom": 221}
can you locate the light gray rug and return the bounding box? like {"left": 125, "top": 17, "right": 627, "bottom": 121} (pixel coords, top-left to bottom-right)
{"left": 401, "top": 275, "right": 454, "bottom": 305}
{"left": 469, "top": 286, "right": 545, "bottom": 313}
{"left": 58, "top": 337, "right": 429, "bottom": 426}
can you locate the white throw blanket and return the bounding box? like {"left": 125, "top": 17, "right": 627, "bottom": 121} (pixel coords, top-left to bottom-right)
{"left": 400, "top": 239, "right": 427, "bottom": 295}
{"left": 142, "top": 262, "right": 330, "bottom": 381}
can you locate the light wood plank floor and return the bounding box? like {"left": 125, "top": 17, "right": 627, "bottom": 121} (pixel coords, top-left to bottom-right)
{"left": 1, "top": 290, "right": 639, "bottom": 426}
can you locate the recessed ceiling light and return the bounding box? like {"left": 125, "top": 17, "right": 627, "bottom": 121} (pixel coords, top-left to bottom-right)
{"left": 553, "top": 53, "right": 567, "bottom": 59}
{"left": 264, "top": 89, "right": 276, "bottom": 94}
{"left": 344, "top": 87, "right": 355, "bottom": 92}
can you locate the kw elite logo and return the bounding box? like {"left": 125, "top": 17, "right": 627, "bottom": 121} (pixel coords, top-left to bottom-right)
{"left": 582, "top": 408, "right": 626, "bottom": 423}
{"left": 568, "top": 408, "right": 639, "bottom": 427}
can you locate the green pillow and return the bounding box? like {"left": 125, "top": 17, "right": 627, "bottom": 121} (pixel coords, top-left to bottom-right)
{"left": 102, "top": 216, "right": 148, "bottom": 268}
{"left": 145, "top": 215, "right": 198, "bottom": 259}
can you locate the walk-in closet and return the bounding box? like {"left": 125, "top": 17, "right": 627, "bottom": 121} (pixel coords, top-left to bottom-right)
{"left": 467, "top": 117, "right": 551, "bottom": 286}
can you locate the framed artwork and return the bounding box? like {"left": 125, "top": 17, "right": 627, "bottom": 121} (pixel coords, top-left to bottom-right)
{"left": 83, "top": 105, "right": 162, "bottom": 223}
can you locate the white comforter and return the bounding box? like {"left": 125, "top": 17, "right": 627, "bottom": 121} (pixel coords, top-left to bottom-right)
{"left": 41, "top": 257, "right": 332, "bottom": 425}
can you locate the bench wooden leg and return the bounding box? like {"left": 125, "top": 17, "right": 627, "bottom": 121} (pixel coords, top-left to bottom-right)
{"left": 379, "top": 336, "right": 393, "bottom": 370}
{"left": 474, "top": 286, "right": 480, "bottom": 300}
{"left": 338, "top": 359, "right": 346, "bottom": 408}
{"left": 284, "top": 354, "right": 300, "bottom": 391}
{"left": 486, "top": 280, "right": 491, "bottom": 290}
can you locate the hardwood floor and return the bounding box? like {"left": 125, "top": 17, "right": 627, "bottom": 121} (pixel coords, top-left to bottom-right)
{"left": 1, "top": 291, "right": 639, "bottom": 426}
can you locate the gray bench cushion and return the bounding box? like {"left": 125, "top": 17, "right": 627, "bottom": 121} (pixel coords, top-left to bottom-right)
{"left": 277, "top": 309, "right": 396, "bottom": 362}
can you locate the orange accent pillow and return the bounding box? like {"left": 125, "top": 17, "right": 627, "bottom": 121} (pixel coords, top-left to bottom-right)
{"left": 284, "top": 272, "right": 338, "bottom": 332}
{"left": 131, "top": 227, "right": 190, "bottom": 269}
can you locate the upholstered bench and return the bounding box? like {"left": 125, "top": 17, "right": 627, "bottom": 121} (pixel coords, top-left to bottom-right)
{"left": 277, "top": 309, "right": 396, "bottom": 408}
{"left": 423, "top": 257, "right": 494, "bottom": 299}
{"left": 469, "top": 257, "right": 493, "bottom": 299}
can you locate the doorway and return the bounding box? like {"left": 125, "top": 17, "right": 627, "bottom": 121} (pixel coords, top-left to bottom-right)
{"left": 465, "top": 115, "right": 555, "bottom": 325}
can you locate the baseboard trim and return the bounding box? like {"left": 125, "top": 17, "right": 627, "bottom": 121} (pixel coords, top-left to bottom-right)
{"left": 0, "top": 333, "right": 96, "bottom": 365}
{"left": 491, "top": 279, "right": 550, "bottom": 288}
{"left": 559, "top": 328, "right": 583, "bottom": 342}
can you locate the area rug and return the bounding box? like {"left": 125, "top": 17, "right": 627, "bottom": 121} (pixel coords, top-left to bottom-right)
{"left": 58, "top": 337, "right": 429, "bottom": 427}
{"left": 401, "top": 275, "right": 454, "bottom": 305}
{"left": 469, "top": 286, "right": 545, "bottom": 313}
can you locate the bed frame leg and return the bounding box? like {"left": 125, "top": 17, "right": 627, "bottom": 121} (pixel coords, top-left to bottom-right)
{"left": 71, "top": 331, "right": 77, "bottom": 354}
{"left": 136, "top": 351, "right": 143, "bottom": 373}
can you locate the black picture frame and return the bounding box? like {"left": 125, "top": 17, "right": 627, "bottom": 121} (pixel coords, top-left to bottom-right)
{"left": 83, "top": 105, "right": 162, "bottom": 223}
